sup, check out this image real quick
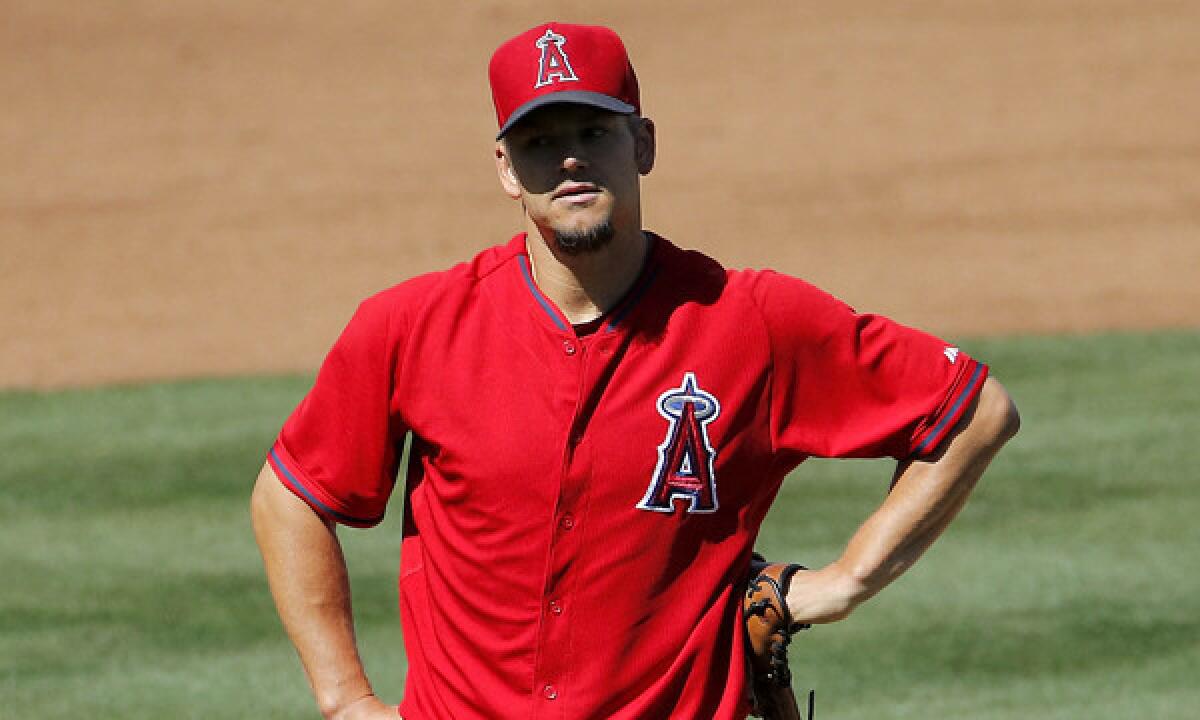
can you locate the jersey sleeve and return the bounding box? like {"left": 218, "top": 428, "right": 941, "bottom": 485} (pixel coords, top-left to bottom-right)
{"left": 267, "top": 293, "right": 409, "bottom": 527}
{"left": 751, "top": 270, "right": 988, "bottom": 461}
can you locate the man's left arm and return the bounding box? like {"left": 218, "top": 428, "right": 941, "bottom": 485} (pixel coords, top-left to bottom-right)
{"left": 784, "top": 376, "right": 1020, "bottom": 624}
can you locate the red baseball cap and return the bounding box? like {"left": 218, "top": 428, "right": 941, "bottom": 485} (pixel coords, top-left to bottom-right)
{"left": 489, "top": 22, "right": 641, "bottom": 139}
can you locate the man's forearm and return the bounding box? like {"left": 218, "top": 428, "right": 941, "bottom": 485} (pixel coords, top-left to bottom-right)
{"left": 787, "top": 377, "right": 1020, "bottom": 623}
{"left": 251, "top": 464, "right": 377, "bottom": 718}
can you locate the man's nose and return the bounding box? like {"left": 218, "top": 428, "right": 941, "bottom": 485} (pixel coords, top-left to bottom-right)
{"left": 561, "top": 153, "right": 588, "bottom": 173}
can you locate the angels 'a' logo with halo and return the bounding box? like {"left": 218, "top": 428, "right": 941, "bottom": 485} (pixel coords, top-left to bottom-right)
{"left": 637, "top": 373, "right": 721, "bottom": 514}
{"left": 534, "top": 28, "right": 579, "bottom": 88}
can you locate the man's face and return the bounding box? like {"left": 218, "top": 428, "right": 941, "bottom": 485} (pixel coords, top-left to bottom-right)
{"left": 496, "top": 104, "right": 654, "bottom": 254}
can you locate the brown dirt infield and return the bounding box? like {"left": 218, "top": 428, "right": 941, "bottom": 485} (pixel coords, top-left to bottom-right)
{"left": 3, "top": 1, "right": 1197, "bottom": 389}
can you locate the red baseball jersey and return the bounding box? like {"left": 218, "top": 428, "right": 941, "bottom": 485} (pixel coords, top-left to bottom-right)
{"left": 268, "top": 233, "right": 987, "bottom": 720}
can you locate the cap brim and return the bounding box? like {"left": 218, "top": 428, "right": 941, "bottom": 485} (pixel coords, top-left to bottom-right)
{"left": 496, "top": 91, "right": 636, "bottom": 139}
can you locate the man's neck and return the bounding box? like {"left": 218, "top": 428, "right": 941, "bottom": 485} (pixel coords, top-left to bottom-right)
{"left": 524, "top": 224, "right": 649, "bottom": 326}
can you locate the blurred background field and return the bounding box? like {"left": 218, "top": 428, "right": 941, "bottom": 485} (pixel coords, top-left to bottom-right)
{"left": 2, "top": 331, "right": 1198, "bottom": 718}
{"left": 3, "top": 0, "right": 1199, "bottom": 718}
{"left": 3, "top": 0, "right": 1198, "bottom": 388}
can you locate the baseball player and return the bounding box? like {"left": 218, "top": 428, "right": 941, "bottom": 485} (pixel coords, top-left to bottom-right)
{"left": 251, "top": 22, "right": 1020, "bottom": 720}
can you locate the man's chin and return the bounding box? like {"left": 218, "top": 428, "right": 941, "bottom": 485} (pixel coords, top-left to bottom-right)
{"left": 553, "top": 221, "right": 616, "bottom": 256}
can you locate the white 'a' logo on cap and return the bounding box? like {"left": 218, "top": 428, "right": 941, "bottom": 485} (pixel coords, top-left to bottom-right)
{"left": 534, "top": 29, "right": 579, "bottom": 88}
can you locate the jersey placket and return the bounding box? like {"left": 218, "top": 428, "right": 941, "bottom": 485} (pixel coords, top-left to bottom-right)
{"left": 529, "top": 328, "right": 618, "bottom": 718}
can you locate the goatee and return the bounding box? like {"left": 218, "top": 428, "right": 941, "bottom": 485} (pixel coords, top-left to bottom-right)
{"left": 554, "top": 221, "right": 615, "bottom": 255}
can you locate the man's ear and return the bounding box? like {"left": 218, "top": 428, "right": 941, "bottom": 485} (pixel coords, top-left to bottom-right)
{"left": 495, "top": 142, "right": 523, "bottom": 200}
{"left": 634, "top": 117, "right": 656, "bottom": 175}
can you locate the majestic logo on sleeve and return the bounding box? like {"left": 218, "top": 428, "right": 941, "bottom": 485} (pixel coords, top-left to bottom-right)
{"left": 637, "top": 373, "right": 721, "bottom": 514}
{"left": 534, "top": 29, "right": 579, "bottom": 88}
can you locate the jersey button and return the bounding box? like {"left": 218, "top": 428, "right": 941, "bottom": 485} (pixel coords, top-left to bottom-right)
{"left": 542, "top": 683, "right": 558, "bottom": 700}
{"left": 549, "top": 600, "right": 563, "bottom": 615}
{"left": 562, "top": 340, "right": 576, "bottom": 355}
{"left": 559, "top": 513, "right": 575, "bottom": 530}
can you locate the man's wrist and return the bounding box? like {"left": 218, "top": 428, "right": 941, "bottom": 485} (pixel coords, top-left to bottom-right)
{"left": 785, "top": 562, "right": 871, "bottom": 624}
{"left": 321, "top": 690, "right": 378, "bottom": 720}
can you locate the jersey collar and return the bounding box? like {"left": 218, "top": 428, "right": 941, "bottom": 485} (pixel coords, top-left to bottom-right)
{"left": 514, "top": 232, "right": 662, "bottom": 337}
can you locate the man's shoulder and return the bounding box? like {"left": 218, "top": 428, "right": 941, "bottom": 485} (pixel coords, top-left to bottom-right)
{"left": 730, "top": 266, "right": 841, "bottom": 303}
{"left": 651, "top": 233, "right": 728, "bottom": 291}
{"left": 651, "top": 235, "right": 855, "bottom": 334}
{"left": 652, "top": 234, "right": 831, "bottom": 303}
{"left": 362, "top": 234, "right": 525, "bottom": 311}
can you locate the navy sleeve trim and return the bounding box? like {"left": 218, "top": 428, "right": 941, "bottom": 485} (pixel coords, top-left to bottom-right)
{"left": 913, "top": 363, "right": 986, "bottom": 456}
{"left": 268, "top": 448, "right": 384, "bottom": 527}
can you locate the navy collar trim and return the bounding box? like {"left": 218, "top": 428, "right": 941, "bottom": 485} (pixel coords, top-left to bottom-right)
{"left": 517, "top": 254, "right": 569, "bottom": 332}
{"left": 516, "top": 234, "right": 660, "bottom": 335}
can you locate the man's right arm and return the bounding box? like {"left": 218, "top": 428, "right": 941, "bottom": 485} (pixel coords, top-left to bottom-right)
{"left": 250, "top": 462, "right": 398, "bottom": 719}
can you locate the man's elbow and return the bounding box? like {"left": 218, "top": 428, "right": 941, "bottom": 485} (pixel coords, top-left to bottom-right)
{"left": 977, "top": 376, "right": 1020, "bottom": 447}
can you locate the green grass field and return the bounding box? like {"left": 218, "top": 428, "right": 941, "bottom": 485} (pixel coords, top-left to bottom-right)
{"left": 2, "top": 331, "right": 1198, "bottom": 719}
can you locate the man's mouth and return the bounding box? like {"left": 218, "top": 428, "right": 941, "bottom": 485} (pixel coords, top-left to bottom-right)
{"left": 553, "top": 183, "right": 601, "bottom": 201}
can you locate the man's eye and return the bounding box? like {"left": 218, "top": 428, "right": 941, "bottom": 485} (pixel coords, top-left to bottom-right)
{"left": 583, "top": 127, "right": 608, "bottom": 139}
{"left": 525, "top": 135, "right": 552, "bottom": 148}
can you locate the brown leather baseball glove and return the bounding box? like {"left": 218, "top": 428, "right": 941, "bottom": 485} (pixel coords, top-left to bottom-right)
{"left": 743, "top": 553, "right": 814, "bottom": 720}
